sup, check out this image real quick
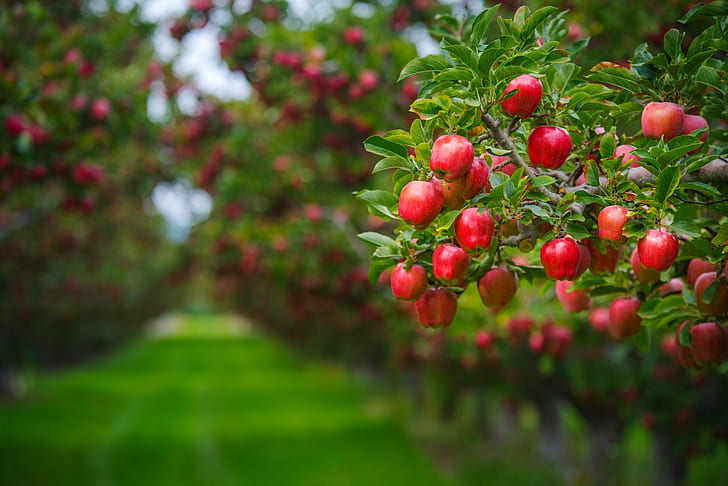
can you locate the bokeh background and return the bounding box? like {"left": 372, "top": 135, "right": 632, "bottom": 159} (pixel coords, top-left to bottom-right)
{"left": 1, "top": 1, "right": 726, "bottom": 485}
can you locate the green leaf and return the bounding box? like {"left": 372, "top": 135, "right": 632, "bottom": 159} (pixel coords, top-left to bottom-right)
{"left": 680, "top": 182, "right": 722, "bottom": 198}
{"left": 680, "top": 1, "right": 728, "bottom": 23}
{"left": 655, "top": 166, "right": 681, "bottom": 205}
{"left": 523, "top": 204, "right": 550, "bottom": 218}
{"left": 434, "top": 69, "right": 474, "bottom": 82}
{"left": 567, "top": 223, "right": 591, "bottom": 240}
{"left": 410, "top": 119, "right": 426, "bottom": 145}
{"left": 521, "top": 6, "right": 558, "bottom": 38}
{"left": 442, "top": 45, "right": 479, "bottom": 72}
{"left": 668, "top": 220, "right": 703, "bottom": 238}
{"left": 679, "top": 322, "right": 691, "bottom": 347}
{"left": 702, "top": 280, "right": 720, "bottom": 304}
{"left": 383, "top": 129, "right": 415, "bottom": 147}
{"left": 415, "top": 142, "right": 431, "bottom": 163}
{"left": 468, "top": 5, "right": 500, "bottom": 44}
{"left": 436, "top": 210, "right": 461, "bottom": 231}
{"left": 410, "top": 99, "right": 445, "bottom": 120}
{"left": 599, "top": 132, "right": 616, "bottom": 159}
{"left": 711, "top": 224, "right": 728, "bottom": 246}
{"left": 364, "top": 136, "right": 409, "bottom": 158}
{"left": 357, "top": 232, "right": 396, "bottom": 248}
{"left": 529, "top": 176, "right": 557, "bottom": 188}
{"left": 663, "top": 28, "right": 683, "bottom": 62}
{"left": 679, "top": 49, "right": 717, "bottom": 76}
{"left": 589, "top": 285, "right": 627, "bottom": 297}
{"left": 355, "top": 189, "right": 399, "bottom": 207}
{"left": 368, "top": 258, "right": 396, "bottom": 285}
{"left": 479, "top": 47, "right": 507, "bottom": 76}
{"left": 372, "top": 156, "right": 410, "bottom": 174}
{"left": 398, "top": 55, "right": 451, "bottom": 82}
{"left": 588, "top": 67, "right": 643, "bottom": 94}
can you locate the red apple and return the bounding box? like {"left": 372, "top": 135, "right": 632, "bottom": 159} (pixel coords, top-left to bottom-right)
{"left": 432, "top": 243, "right": 471, "bottom": 285}
{"left": 485, "top": 152, "right": 516, "bottom": 176}
{"left": 690, "top": 322, "right": 728, "bottom": 366}
{"left": 637, "top": 229, "right": 678, "bottom": 272}
{"left": 631, "top": 248, "right": 661, "bottom": 284}
{"left": 686, "top": 258, "right": 718, "bottom": 287}
{"left": 555, "top": 280, "right": 591, "bottom": 312}
{"left": 583, "top": 238, "right": 621, "bottom": 274}
{"left": 540, "top": 237, "right": 582, "bottom": 280}
{"left": 343, "top": 26, "right": 364, "bottom": 44}
{"left": 675, "top": 322, "right": 700, "bottom": 369}
{"left": 615, "top": 144, "right": 642, "bottom": 167}
{"left": 681, "top": 114, "right": 709, "bottom": 153}
{"left": 415, "top": 288, "right": 457, "bottom": 328}
{"left": 440, "top": 157, "right": 490, "bottom": 209}
{"left": 4, "top": 114, "right": 25, "bottom": 137}
{"left": 430, "top": 134, "right": 474, "bottom": 180}
{"left": 694, "top": 272, "right": 728, "bottom": 315}
{"left": 454, "top": 208, "right": 495, "bottom": 254}
{"left": 507, "top": 315, "right": 533, "bottom": 342}
{"left": 398, "top": 179, "right": 443, "bottom": 228}
{"left": 659, "top": 278, "right": 684, "bottom": 296}
{"left": 574, "top": 243, "right": 591, "bottom": 279}
{"left": 500, "top": 74, "right": 543, "bottom": 118}
{"left": 478, "top": 267, "right": 518, "bottom": 309}
{"left": 545, "top": 325, "right": 572, "bottom": 359}
{"left": 598, "top": 205, "right": 628, "bottom": 242}
{"left": 641, "top": 101, "right": 685, "bottom": 140}
{"left": 475, "top": 329, "right": 494, "bottom": 349}
{"left": 588, "top": 307, "right": 610, "bottom": 333}
{"left": 90, "top": 98, "right": 111, "bottom": 121}
{"left": 609, "top": 297, "right": 642, "bottom": 338}
{"left": 527, "top": 126, "right": 572, "bottom": 170}
{"left": 390, "top": 262, "right": 427, "bottom": 301}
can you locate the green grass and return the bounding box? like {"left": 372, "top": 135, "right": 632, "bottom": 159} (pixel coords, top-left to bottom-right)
{"left": 0, "top": 314, "right": 449, "bottom": 486}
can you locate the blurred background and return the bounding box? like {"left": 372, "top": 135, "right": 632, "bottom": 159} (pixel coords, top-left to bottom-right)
{"left": 1, "top": 1, "right": 726, "bottom": 485}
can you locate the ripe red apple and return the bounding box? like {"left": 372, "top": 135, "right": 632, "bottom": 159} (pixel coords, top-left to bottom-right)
{"left": 485, "top": 152, "right": 516, "bottom": 176}
{"left": 4, "top": 114, "right": 25, "bottom": 137}
{"left": 583, "top": 238, "right": 621, "bottom": 274}
{"left": 631, "top": 248, "right": 661, "bottom": 284}
{"left": 694, "top": 272, "right": 728, "bottom": 315}
{"left": 415, "top": 288, "right": 458, "bottom": 328}
{"left": 615, "top": 144, "right": 642, "bottom": 167}
{"left": 689, "top": 322, "right": 728, "bottom": 366}
{"left": 527, "top": 126, "right": 572, "bottom": 170}
{"left": 588, "top": 307, "right": 610, "bottom": 333}
{"left": 343, "top": 26, "right": 364, "bottom": 44}
{"left": 675, "top": 322, "right": 700, "bottom": 369}
{"left": 430, "top": 134, "right": 474, "bottom": 180}
{"left": 390, "top": 262, "right": 427, "bottom": 301}
{"left": 641, "top": 101, "right": 685, "bottom": 140}
{"left": 555, "top": 280, "right": 591, "bottom": 312}
{"left": 90, "top": 98, "right": 111, "bottom": 121}
{"left": 682, "top": 114, "right": 709, "bottom": 153}
{"left": 507, "top": 315, "right": 533, "bottom": 342}
{"left": 500, "top": 74, "right": 543, "bottom": 118}
{"left": 440, "top": 157, "right": 491, "bottom": 209}
{"left": 544, "top": 325, "right": 572, "bottom": 359}
{"left": 609, "top": 297, "right": 642, "bottom": 338}
{"left": 659, "top": 278, "right": 684, "bottom": 297}
{"left": 686, "top": 258, "right": 718, "bottom": 287}
{"left": 540, "top": 237, "right": 582, "bottom": 280}
{"left": 432, "top": 243, "right": 470, "bottom": 285}
{"left": 574, "top": 243, "right": 591, "bottom": 279}
{"left": 454, "top": 208, "right": 495, "bottom": 254}
{"left": 398, "top": 179, "right": 443, "bottom": 228}
{"left": 478, "top": 267, "right": 518, "bottom": 309}
{"left": 598, "top": 205, "right": 628, "bottom": 242}
{"left": 474, "top": 329, "right": 494, "bottom": 349}
{"left": 637, "top": 229, "right": 678, "bottom": 272}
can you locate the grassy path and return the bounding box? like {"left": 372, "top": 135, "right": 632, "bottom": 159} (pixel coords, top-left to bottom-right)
{"left": 0, "top": 314, "right": 448, "bottom": 486}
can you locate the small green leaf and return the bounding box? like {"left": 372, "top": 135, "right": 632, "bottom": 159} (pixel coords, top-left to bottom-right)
{"left": 436, "top": 210, "right": 461, "bottom": 231}
{"left": 523, "top": 204, "right": 550, "bottom": 218}
{"left": 368, "top": 258, "right": 396, "bottom": 285}
{"left": 599, "top": 132, "right": 616, "bottom": 159}
{"left": 588, "top": 67, "right": 643, "bottom": 94}
{"left": 410, "top": 119, "right": 426, "bottom": 145}
{"left": 468, "top": 4, "right": 500, "bottom": 44}
{"left": 529, "top": 175, "right": 557, "bottom": 188}
{"left": 668, "top": 220, "right": 702, "bottom": 238}
{"left": 679, "top": 322, "right": 692, "bottom": 347}
{"left": 663, "top": 28, "right": 683, "bottom": 62}
{"left": 355, "top": 189, "right": 399, "bottom": 207}
{"left": 410, "top": 99, "right": 444, "bottom": 120}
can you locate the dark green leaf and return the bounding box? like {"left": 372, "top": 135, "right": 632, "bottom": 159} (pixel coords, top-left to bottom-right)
{"left": 588, "top": 67, "right": 643, "bottom": 94}
{"left": 680, "top": 1, "right": 728, "bottom": 23}
{"left": 469, "top": 5, "right": 500, "bottom": 44}
{"left": 434, "top": 69, "right": 474, "bottom": 82}
{"left": 398, "top": 55, "right": 451, "bottom": 82}
{"left": 530, "top": 175, "right": 557, "bottom": 188}
{"left": 436, "top": 210, "right": 461, "bottom": 231}
{"left": 479, "top": 47, "right": 507, "bottom": 75}
{"left": 372, "top": 156, "right": 410, "bottom": 174}
{"left": 368, "top": 258, "right": 396, "bottom": 285}
{"left": 364, "top": 136, "right": 409, "bottom": 158}
{"left": 668, "top": 220, "right": 703, "bottom": 238}
{"left": 355, "top": 189, "right": 399, "bottom": 207}
{"left": 523, "top": 204, "right": 550, "bottom": 218}
{"left": 599, "top": 132, "right": 616, "bottom": 159}
{"left": 521, "top": 6, "right": 559, "bottom": 38}
{"left": 655, "top": 166, "right": 681, "bottom": 204}
{"left": 357, "top": 232, "right": 396, "bottom": 248}
{"left": 410, "top": 99, "right": 444, "bottom": 120}
{"left": 679, "top": 322, "right": 691, "bottom": 347}
{"left": 410, "top": 119, "right": 426, "bottom": 145}
{"left": 663, "top": 28, "right": 683, "bottom": 62}
{"left": 442, "top": 45, "right": 479, "bottom": 72}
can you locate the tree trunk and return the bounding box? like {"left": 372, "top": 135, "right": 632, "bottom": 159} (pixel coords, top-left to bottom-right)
{"left": 652, "top": 428, "right": 687, "bottom": 486}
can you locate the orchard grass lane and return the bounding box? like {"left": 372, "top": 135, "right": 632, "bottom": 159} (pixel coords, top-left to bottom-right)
{"left": 0, "top": 314, "right": 448, "bottom": 486}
